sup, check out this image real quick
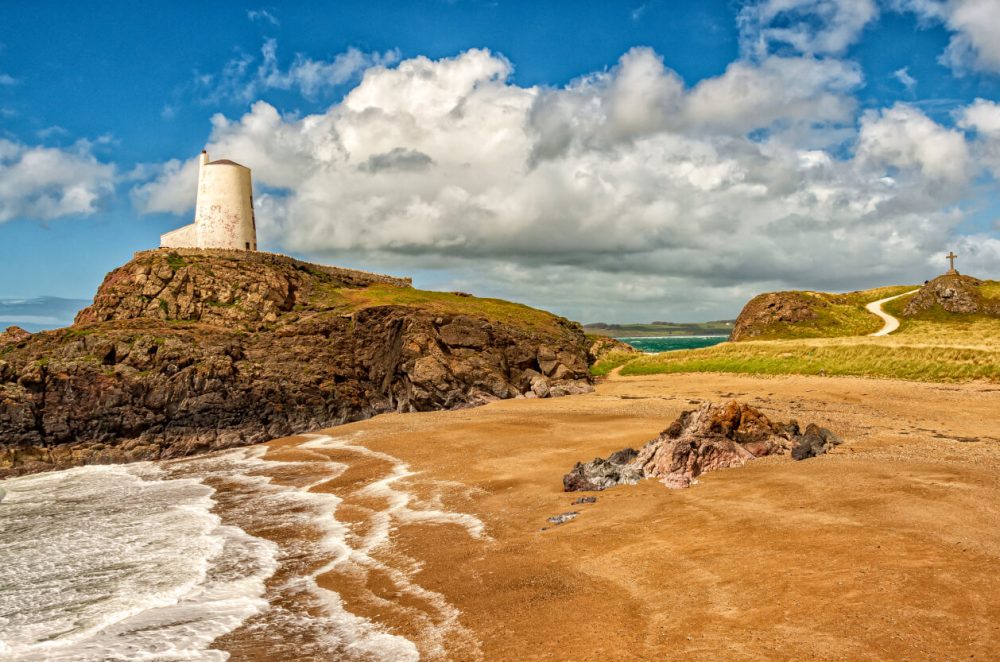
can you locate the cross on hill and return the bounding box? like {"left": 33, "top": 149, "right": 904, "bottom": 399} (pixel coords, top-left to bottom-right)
{"left": 946, "top": 251, "right": 959, "bottom": 275}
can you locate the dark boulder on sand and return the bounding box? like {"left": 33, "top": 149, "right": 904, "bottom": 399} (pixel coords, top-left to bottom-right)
{"left": 791, "top": 424, "right": 843, "bottom": 460}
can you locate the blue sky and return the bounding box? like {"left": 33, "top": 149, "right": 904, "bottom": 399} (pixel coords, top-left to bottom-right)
{"left": 2, "top": 0, "right": 1000, "bottom": 322}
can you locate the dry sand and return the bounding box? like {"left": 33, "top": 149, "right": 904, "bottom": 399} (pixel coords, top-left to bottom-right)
{"left": 246, "top": 373, "right": 1000, "bottom": 660}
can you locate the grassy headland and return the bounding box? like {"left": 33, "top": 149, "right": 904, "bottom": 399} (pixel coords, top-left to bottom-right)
{"left": 337, "top": 284, "right": 572, "bottom": 335}
{"left": 596, "top": 281, "right": 1000, "bottom": 383}
{"left": 730, "top": 285, "right": 917, "bottom": 341}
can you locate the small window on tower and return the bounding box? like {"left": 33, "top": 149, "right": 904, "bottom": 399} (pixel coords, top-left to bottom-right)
{"left": 245, "top": 242, "right": 250, "bottom": 250}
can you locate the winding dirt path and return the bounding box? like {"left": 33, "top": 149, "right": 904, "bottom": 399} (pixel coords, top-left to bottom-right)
{"left": 866, "top": 290, "right": 919, "bottom": 336}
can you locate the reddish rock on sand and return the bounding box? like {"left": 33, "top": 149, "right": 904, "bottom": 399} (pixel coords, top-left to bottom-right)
{"left": 564, "top": 400, "right": 842, "bottom": 491}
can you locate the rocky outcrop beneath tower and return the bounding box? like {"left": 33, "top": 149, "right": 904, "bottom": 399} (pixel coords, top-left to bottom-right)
{"left": 0, "top": 250, "right": 592, "bottom": 477}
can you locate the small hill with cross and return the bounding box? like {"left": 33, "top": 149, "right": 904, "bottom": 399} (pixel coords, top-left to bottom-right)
{"left": 898, "top": 273, "right": 1000, "bottom": 319}
{"left": 590, "top": 260, "right": 1000, "bottom": 383}
{"left": 730, "top": 271, "right": 1000, "bottom": 343}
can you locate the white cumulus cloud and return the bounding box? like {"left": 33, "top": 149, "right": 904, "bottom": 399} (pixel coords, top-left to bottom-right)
{"left": 959, "top": 97, "right": 1000, "bottom": 178}
{"left": 198, "top": 38, "right": 400, "bottom": 103}
{"left": 893, "top": 0, "right": 1000, "bottom": 74}
{"left": 136, "top": 48, "right": 986, "bottom": 321}
{"left": 739, "top": 0, "right": 879, "bottom": 57}
{"left": 131, "top": 157, "right": 200, "bottom": 214}
{"left": 856, "top": 103, "right": 970, "bottom": 187}
{"left": 0, "top": 140, "right": 115, "bottom": 223}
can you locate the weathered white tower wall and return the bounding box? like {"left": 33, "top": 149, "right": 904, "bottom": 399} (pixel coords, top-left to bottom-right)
{"left": 160, "top": 150, "right": 258, "bottom": 251}
{"left": 159, "top": 221, "right": 198, "bottom": 248}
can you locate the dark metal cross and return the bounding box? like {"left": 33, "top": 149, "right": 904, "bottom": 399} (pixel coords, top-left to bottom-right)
{"left": 947, "top": 251, "right": 958, "bottom": 271}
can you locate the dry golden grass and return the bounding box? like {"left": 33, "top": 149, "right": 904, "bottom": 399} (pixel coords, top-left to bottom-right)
{"left": 622, "top": 337, "right": 1000, "bottom": 382}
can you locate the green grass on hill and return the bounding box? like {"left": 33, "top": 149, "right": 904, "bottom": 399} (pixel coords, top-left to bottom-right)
{"left": 310, "top": 283, "right": 572, "bottom": 335}
{"left": 589, "top": 350, "right": 641, "bottom": 377}
{"left": 619, "top": 335, "right": 1000, "bottom": 382}
{"left": 744, "top": 285, "right": 917, "bottom": 341}
{"left": 602, "top": 289, "right": 1000, "bottom": 383}
{"left": 978, "top": 281, "right": 1000, "bottom": 301}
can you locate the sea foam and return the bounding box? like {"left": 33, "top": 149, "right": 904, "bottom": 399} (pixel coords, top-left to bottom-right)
{"left": 0, "top": 432, "right": 487, "bottom": 660}
{"left": 0, "top": 463, "right": 277, "bottom": 661}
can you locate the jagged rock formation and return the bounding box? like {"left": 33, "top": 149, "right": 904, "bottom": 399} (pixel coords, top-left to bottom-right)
{"left": 0, "top": 326, "right": 31, "bottom": 346}
{"left": 0, "top": 249, "right": 592, "bottom": 477}
{"left": 563, "top": 401, "right": 841, "bottom": 491}
{"left": 729, "top": 292, "right": 822, "bottom": 341}
{"left": 76, "top": 248, "right": 412, "bottom": 327}
{"left": 586, "top": 335, "right": 639, "bottom": 364}
{"left": 903, "top": 273, "right": 1000, "bottom": 317}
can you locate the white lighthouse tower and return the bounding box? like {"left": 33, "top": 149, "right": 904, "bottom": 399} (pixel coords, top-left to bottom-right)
{"left": 160, "top": 151, "right": 257, "bottom": 251}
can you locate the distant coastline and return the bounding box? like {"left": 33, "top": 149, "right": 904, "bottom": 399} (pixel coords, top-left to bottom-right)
{"left": 617, "top": 335, "right": 729, "bottom": 353}
{"left": 0, "top": 297, "right": 90, "bottom": 333}
{"left": 616, "top": 335, "right": 730, "bottom": 339}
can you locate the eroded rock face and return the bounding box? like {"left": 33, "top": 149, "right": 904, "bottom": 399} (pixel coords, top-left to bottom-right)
{"left": 586, "top": 336, "right": 639, "bottom": 364}
{"left": 730, "top": 292, "right": 822, "bottom": 341}
{"left": 564, "top": 401, "right": 841, "bottom": 491}
{"left": 0, "top": 250, "right": 592, "bottom": 477}
{"left": 563, "top": 448, "right": 643, "bottom": 492}
{"left": 903, "top": 274, "right": 1000, "bottom": 317}
{"left": 0, "top": 326, "right": 31, "bottom": 348}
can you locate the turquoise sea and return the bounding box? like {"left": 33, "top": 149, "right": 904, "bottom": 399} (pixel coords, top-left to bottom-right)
{"left": 618, "top": 335, "right": 729, "bottom": 353}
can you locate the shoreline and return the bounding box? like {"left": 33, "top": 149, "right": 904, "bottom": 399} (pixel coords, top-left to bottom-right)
{"left": 6, "top": 371, "right": 1000, "bottom": 659}
{"left": 221, "top": 371, "right": 1000, "bottom": 659}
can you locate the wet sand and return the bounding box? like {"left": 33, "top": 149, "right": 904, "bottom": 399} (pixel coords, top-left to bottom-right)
{"left": 235, "top": 373, "right": 1000, "bottom": 660}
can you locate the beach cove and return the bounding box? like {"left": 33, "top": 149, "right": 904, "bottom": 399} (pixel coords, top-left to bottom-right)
{"left": 7, "top": 371, "right": 999, "bottom": 659}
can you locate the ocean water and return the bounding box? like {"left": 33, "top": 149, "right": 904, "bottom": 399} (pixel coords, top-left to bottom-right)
{"left": 0, "top": 434, "right": 487, "bottom": 661}
{"left": 0, "top": 463, "right": 277, "bottom": 661}
{"left": 618, "top": 335, "right": 728, "bottom": 353}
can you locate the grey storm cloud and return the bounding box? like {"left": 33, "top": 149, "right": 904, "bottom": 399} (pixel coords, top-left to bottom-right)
{"left": 359, "top": 148, "right": 435, "bottom": 173}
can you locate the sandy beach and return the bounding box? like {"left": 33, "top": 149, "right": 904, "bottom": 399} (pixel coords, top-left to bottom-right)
{"left": 220, "top": 373, "right": 1000, "bottom": 660}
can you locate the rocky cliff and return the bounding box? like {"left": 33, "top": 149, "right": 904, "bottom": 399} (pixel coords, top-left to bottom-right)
{"left": 586, "top": 335, "right": 639, "bottom": 364}
{"left": 0, "top": 249, "right": 592, "bottom": 477}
